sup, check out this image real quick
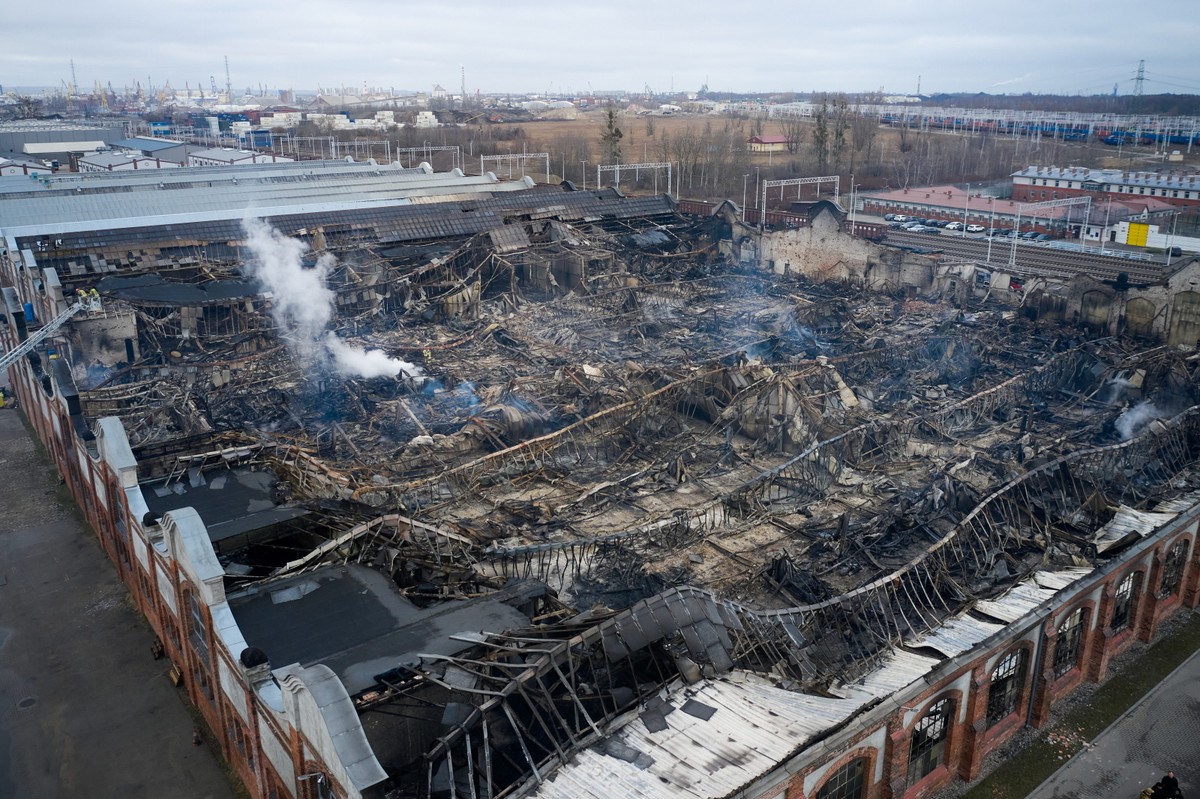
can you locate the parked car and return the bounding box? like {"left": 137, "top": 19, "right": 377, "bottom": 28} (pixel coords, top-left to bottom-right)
{"left": 919, "top": 227, "right": 941, "bottom": 235}
{"left": 1034, "top": 233, "right": 1052, "bottom": 242}
{"left": 1019, "top": 231, "right": 1039, "bottom": 240}
{"left": 945, "top": 222, "right": 964, "bottom": 231}
{"left": 893, "top": 215, "right": 909, "bottom": 222}
{"left": 884, "top": 213, "right": 897, "bottom": 221}
{"left": 966, "top": 224, "right": 986, "bottom": 233}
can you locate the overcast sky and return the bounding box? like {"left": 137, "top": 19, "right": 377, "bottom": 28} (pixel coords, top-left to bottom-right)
{"left": 8, "top": 0, "right": 1200, "bottom": 97}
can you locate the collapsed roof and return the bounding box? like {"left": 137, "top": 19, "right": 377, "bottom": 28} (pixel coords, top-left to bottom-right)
{"left": 27, "top": 174, "right": 1200, "bottom": 798}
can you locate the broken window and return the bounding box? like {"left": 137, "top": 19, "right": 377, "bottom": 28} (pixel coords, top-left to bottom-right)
{"left": 1053, "top": 607, "right": 1085, "bottom": 677}
{"left": 1160, "top": 539, "right": 1189, "bottom": 597}
{"left": 907, "top": 698, "right": 952, "bottom": 786}
{"left": 986, "top": 649, "right": 1026, "bottom": 726}
{"left": 815, "top": 756, "right": 867, "bottom": 799}
{"left": 1110, "top": 572, "right": 1138, "bottom": 632}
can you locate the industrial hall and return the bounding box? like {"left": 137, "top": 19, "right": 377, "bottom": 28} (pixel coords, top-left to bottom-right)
{"left": 1, "top": 157, "right": 1198, "bottom": 799}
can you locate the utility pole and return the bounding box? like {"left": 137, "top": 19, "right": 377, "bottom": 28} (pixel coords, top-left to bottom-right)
{"left": 1133, "top": 60, "right": 1145, "bottom": 97}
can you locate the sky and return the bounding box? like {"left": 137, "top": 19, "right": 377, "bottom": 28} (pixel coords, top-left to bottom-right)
{"left": 8, "top": 0, "right": 1200, "bottom": 98}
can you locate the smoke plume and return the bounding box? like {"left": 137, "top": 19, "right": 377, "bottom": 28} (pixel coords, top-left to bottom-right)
{"left": 1115, "top": 400, "right": 1167, "bottom": 441}
{"left": 242, "top": 218, "right": 421, "bottom": 379}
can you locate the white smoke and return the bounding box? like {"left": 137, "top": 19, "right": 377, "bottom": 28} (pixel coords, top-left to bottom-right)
{"left": 325, "top": 333, "right": 420, "bottom": 379}
{"left": 1101, "top": 376, "right": 1134, "bottom": 406}
{"left": 242, "top": 217, "right": 422, "bottom": 379}
{"left": 1115, "top": 400, "right": 1167, "bottom": 441}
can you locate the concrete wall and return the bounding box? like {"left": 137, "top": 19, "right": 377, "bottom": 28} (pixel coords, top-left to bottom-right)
{"left": 747, "top": 210, "right": 937, "bottom": 293}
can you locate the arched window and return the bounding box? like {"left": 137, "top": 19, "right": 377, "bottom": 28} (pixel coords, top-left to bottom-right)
{"left": 908, "top": 698, "right": 953, "bottom": 786}
{"left": 1160, "top": 540, "right": 1189, "bottom": 597}
{"left": 1053, "top": 607, "right": 1085, "bottom": 677}
{"left": 185, "top": 588, "right": 211, "bottom": 665}
{"left": 815, "top": 757, "right": 868, "bottom": 799}
{"left": 1111, "top": 573, "right": 1139, "bottom": 631}
{"left": 986, "top": 649, "right": 1027, "bottom": 725}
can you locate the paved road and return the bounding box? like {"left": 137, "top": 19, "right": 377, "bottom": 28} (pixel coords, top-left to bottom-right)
{"left": 0, "top": 407, "right": 235, "bottom": 799}
{"left": 1028, "top": 635, "right": 1200, "bottom": 799}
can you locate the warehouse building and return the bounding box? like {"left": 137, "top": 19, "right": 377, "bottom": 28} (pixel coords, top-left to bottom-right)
{"left": 1012, "top": 166, "right": 1200, "bottom": 209}
{"left": 1, "top": 161, "right": 1198, "bottom": 799}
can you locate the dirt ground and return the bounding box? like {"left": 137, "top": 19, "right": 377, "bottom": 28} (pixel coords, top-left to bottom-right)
{"left": 459, "top": 109, "right": 1199, "bottom": 194}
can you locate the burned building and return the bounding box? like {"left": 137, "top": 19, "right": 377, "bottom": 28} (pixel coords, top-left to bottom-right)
{"left": 2, "top": 161, "right": 1199, "bottom": 799}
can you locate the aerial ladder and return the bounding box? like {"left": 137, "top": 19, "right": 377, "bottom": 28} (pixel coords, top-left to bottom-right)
{"left": 0, "top": 297, "right": 97, "bottom": 375}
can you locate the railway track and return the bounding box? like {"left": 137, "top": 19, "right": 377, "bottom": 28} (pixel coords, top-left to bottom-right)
{"left": 883, "top": 230, "right": 1169, "bottom": 285}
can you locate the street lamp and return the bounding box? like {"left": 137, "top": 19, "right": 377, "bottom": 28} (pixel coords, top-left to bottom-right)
{"left": 1166, "top": 211, "right": 1180, "bottom": 268}
{"left": 742, "top": 174, "right": 750, "bottom": 221}
{"left": 849, "top": 180, "right": 860, "bottom": 235}
{"left": 961, "top": 183, "right": 970, "bottom": 238}
{"left": 986, "top": 197, "right": 997, "bottom": 263}
{"left": 1100, "top": 200, "right": 1112, "bottom": 253}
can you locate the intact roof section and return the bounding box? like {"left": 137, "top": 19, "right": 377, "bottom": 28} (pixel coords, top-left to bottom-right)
{"left": 112, "top": 137, "right": 187, "bottom": 153}
{"left": 228, "top": 564, "right": 533, "bottom": 695}
{"left": 23, "top": 141, "right": 107, "bottom": 154}
{"left": 79, "top": 153, "right": 139, "bottom": 168}
{"left": 97, "top": 273, "right": 259, "bottom": 304}
{"left": 7, "top": 186, "right": 674, "bottom": 254}
{"left": 1013, "top": 166, "right": 1200, "bottom": 190}
{"left": 189, "top": 147, "right": 257, "bottom": 161}
{"left": 0, "top": 164, "right": 537, "bottom": 236}
{"left": 140, "top": 467, "right": 308, "bottom": 544}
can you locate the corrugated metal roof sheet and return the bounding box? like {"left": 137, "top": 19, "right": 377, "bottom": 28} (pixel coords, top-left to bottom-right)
{"left": 487, "top": 224, "right": 531, "bottom": 253}
{"left": 1153, "top": 488, "right": 1200, "bottom": 514}
{"left": 974, "top": 581, "right": 1056, "bottom": 622}
{"left": 973, "top": 568, "right": 1092, "bottom": 622}
{"left": 905, "top": 615, "right": 1004, "bottom": 658}
{"left": 847, "top": 649, "right": 941, "bottom": 700}
{"left": 0, "top": 166, "right": 538, "bottom": 237}
{"left": 1092, "top": 506, "right": 1178, "bottom": 552}
{"left": 1032, "top": 567, "right": 1094, "bottom": 591}
{"left": 23, "top": 141, "right": 106, "bottom": 154}
{"left": 112, "top": 137, "right": 185, "bottom": 153}
{"left": 528, "top": 677, "right": 861, "bottom": 799}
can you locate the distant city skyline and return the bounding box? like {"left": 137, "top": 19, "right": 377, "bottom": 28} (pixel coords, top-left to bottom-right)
{"left": 6, "top": 0, "right": 1200, "bottom": 98}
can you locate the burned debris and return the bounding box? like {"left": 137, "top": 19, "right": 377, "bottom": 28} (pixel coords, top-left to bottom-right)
{"left": 22, "top": 174, "right": 1200, "bottom": 799}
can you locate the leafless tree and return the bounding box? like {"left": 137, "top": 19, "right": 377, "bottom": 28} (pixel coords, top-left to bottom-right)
{"left": 829, "top": 94, "right": 850, "bottom": 174}
{"left": 13, "top": 95, "right": 43, "bottom": 119}
{"left": 849, "top": 91, "right": 883, "bottom": 174}
{"left": 781, "top": 113, "right": 806, "bottom": 154}
{"left": 811, "top": 99, "right": 830, "bottom": 174}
